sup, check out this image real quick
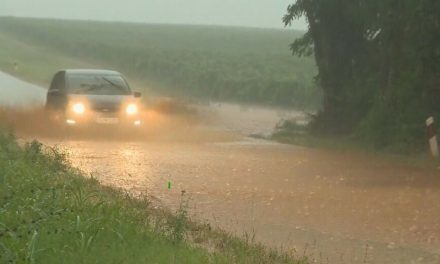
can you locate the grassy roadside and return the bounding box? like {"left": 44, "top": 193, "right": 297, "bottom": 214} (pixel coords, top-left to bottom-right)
{"left": 0, "top": 131, "right": 307, "bottom": 263}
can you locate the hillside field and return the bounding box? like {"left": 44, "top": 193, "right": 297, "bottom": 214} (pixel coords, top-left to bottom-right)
{"left": 0, "top": 17, "right": 318, "bottom": 109}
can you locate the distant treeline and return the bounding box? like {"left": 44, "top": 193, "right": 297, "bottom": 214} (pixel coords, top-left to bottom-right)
{"left": 284, "top": 1, "right": 440, "bottom": 152}
{"left": 0, "top": 17, "right": 319, "bottom": 109}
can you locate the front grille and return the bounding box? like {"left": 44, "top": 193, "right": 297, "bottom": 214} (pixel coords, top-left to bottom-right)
{"left": 92, "top": 105, "right": 120, "bottom": 113}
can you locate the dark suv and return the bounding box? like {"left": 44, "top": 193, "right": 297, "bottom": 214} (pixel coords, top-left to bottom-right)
{"left": 46, "top": 69, "right": 142, "bottom": 126}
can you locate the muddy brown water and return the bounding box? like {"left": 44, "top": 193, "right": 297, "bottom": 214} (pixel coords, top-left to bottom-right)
{"left": 2, "top": 72, "right": 440, "bottom": 264}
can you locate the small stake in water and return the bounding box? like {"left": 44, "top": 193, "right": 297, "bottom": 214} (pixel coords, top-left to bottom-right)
{"left": 168, "top": 180, "right": 171, "bottom": 189}
{"left": 426, "top": 116, "right": 439, "bottom": 158}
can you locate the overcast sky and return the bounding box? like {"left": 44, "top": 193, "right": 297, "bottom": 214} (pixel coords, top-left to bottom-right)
{"left": 0, "top": 0, "right": 307, "bottom": 30}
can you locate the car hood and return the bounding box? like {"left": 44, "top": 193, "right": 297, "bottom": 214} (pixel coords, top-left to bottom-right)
{"left": 67, "top": 94, "right": 135, "bottom": 112}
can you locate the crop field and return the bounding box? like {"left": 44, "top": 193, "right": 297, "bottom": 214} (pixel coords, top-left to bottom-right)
{"left": 0, "top": 17, "right": 319, "bottom": 109}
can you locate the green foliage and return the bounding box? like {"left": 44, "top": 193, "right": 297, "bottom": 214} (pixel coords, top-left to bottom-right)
{"left": 284, "top": 0, "right": 440, "bottom": 152}
{"left": 0, "top": 17, "right": 319, "bottom": 109}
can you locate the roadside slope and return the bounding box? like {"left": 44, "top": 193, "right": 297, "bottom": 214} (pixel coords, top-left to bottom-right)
{"left": 0, "top": 30, "right": 94, "bottom": 86}
{"left": 0, "top": 132, "right": 307, "bottom": 263}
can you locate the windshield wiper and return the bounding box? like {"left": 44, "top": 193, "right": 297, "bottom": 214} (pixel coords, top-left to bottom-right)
{"left": 102, "top": 77, "right": 126, "bottom": 92}
{"left": 74, "top": 83, "right": 102, "bottom": 93}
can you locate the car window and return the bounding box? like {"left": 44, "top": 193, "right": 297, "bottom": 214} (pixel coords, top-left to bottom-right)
{"left": 66, "top": 74, "right": 131, "bottom": 95}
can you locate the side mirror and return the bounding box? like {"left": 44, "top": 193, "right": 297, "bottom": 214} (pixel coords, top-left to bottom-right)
{"left": 48, "top": 89, "right": 62, "bottom": 96}
{"left": 133, "top": 91, "right": 142, "bottom": 98}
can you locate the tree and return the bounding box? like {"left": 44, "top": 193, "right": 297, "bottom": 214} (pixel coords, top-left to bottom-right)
{"left": 284, "top": 0, "right": 440, "bottom": 151}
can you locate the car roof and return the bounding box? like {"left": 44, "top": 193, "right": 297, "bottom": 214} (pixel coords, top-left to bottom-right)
{"left": 63, "top": 69, "right": 122, "bottom": 75}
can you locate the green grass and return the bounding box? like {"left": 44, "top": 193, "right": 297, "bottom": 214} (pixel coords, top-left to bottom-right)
{"left": 0, "top": 17, "right": 319, "bottom": 109}
{"left": 0, "top": 131, "right": 308, "bottom": 263}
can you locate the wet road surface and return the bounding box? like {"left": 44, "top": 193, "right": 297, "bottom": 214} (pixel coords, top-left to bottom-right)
{"left": 0, "top": 71, "right": 45, "bottom": 107}
{"left": 49, "top": 138, "right": 440, "bottom": 264}
{"left": 1, "top": 72, "right": 440, "bottom": 264}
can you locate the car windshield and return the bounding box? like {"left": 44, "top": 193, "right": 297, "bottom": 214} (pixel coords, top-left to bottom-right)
{"left": 67, "top": 74, "right": 131, "bottom": 95}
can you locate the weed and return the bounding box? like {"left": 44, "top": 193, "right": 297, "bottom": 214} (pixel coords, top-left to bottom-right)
{"left": 26, "top": 231, "right": 38, "bottom": 264}
{"left": 167, "top": 191, "right": 190, "bottom": 243}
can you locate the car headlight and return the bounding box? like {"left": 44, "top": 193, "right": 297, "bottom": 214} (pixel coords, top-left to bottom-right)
{"left": 126, "top": 103, "right": 138, "bottom": 115}
{"left": 72, "top": 102, "right": 86, "bottom": 114}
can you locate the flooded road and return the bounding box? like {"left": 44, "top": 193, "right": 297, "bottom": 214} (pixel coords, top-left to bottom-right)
{"left": 49, "top": 138, "right": 440, "bottom": 264}
{"left": 2, "top": 72, "right": 440, "bottom": 263}
{"left": 0, "top": 71, "right": 45, "bottom": 107}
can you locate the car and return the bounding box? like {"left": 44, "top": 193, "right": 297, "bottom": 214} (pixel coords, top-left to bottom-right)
{"left": 46, "top": 69, "right": 142, "bottom": 127}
